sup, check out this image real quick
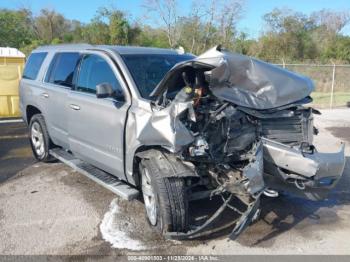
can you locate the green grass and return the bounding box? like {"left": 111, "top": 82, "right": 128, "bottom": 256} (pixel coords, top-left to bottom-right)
{"left": 310, "top": 92, "right": 350, "bottom": 108}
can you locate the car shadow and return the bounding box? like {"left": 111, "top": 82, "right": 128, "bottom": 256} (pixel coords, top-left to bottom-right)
{"left": 0, "top": 122, "right": 36, "bottom": 183}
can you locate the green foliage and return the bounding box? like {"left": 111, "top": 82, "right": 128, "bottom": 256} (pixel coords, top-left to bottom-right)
{"left": 250, "top": 8, "right": 350, "bottom": 63}
{"left": 81, "top": 18, "right": 110, "bottom": 44}
{"left": 0, "top": 5, "right": 349, "bottom": 64}
{"left": 234, "top": 32, "right": 255, "bottom": 55}
{"left": 322, "top": 36, "right": 350, "bottom": 63}
{"left": 0, "top": 9, "right": 33, "bottom": 48}
{"left": 34, "top": 9, "right": 69, "bottom": 43}
{"left": 253, "top": 8, "right": 319, "bottom": 61}
{"left": 135, "top": 26, "right": 169, "bottom": 48}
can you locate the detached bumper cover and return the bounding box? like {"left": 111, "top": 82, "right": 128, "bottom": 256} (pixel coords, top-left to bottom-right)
{"left": 262, "top": 137, "right": 346, "bottom": 199}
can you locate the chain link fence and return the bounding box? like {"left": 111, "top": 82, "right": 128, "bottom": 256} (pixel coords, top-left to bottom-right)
{"left": 274, "top": 62, "right": 350, "bottom": 109}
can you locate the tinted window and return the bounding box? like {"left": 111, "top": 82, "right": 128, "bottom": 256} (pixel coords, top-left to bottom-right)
{"left": 121, "top": 54, "right": 194, "bottom": 99}
{"left": 46, "top": 52, "right": 80, "bottom": 87}
{"left": 76, "top": 54, "right": 122, "bottom": 94}
{"left": 23, "top": 52, "right": 47, "bottom": 80}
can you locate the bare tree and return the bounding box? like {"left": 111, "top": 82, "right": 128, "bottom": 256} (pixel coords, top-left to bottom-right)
{"left": 311, "top": 9, "right": 350, "bottom": 34}
{"left": 143, "top": 0, "right": 180, "bottom": 48}
{"left": 217, "top": 0, "right": 244, "bottom": 48}
{"left": 182, "top": 0, "right": 207, "bottom": 53}
{"left": 34, "top": 9, "right": 69, "bottom": 42}
{"left": 199, "top": 0, "right": 244, "bottom": 51}
{"left": 201, "top": 0, "right": 216, "bottom": 51}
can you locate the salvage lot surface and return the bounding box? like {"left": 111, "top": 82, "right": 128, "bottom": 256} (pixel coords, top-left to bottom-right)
{"left": 0, "top": 109, "right": 350, "bottom": 255}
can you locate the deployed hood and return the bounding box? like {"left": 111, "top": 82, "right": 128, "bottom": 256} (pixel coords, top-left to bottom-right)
{"left": 151, "top": 46, "right": 314, "bottom": 110}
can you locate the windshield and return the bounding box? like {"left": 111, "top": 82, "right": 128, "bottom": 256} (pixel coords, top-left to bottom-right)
{"left": 121, "top": 54, "right": 194, "bottom": 99}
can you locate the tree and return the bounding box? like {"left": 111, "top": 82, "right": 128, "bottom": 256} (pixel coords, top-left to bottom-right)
{"left": 0, "top": 4, "right": 347, "bottom": 64}
{"left": 0, "top": 9, "right": 33, "bottom": 48}
{"left": 311, "top": 9, "right": 350, "bottom": 34}
{"left": 217, "top": 0, "right": 244, "bottom": 49}
{"left": 33, "top": 9, "right": 69, "bottom": 43}
{"left": 143, "top": 0, "right": 180, "bottom": 48}
{"left": 191, "top": 0, "right": 244, "bottom": 53}
{"left": 81, "top": 17, "right": 110, "bottom": 44}
{"left": 234, "top": 32, "right": 255, "bottom": 55}
{"left": 177, "top": 1, "right": 206, "bottom": 53}
{"left": 173, "top": 0, "right": 244, "bottom": 54}
{"left": 135, "top": 25, "right": 169, "bottom": 47}
{"left": 257, "top": 8, "right": 318, "bottom": 61}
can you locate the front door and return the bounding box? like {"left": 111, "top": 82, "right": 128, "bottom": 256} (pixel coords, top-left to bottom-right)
{"left": 68, "top": 52, "right": 130, "bottom": 180}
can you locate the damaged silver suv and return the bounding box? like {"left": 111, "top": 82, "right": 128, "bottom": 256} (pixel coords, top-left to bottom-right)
{"left": 20, "top": 44, "right": 345, "bottom": 239}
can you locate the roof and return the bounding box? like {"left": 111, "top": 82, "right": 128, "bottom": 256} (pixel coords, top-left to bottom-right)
{"left": 0, "top": 47, "right": 25, "bottom": 58}
{"left": 34, "top": 44, "right": 181, "bottom": 55}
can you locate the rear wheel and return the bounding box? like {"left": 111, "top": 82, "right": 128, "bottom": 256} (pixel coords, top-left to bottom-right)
{"left": 139, "top": 157, "right": 188, "bottom": 234}
{"left": 29, "top": 114, "right": 54, "bottom": 162}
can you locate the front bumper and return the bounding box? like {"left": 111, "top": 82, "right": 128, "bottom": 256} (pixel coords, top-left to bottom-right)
{"left": 262, "top": 137, "right": 346, "bottom": 200}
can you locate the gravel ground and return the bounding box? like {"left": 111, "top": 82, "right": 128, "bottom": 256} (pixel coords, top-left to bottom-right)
{"left": 0, "top": 109, "right": 349, "bottom": 255}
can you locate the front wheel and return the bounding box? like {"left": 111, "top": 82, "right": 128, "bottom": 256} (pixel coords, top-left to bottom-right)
{"left": 139, "top": 158, "right": 188, "bottom": 235}
{"left": 29, "top": 114, "right": 54, "bottom": 162}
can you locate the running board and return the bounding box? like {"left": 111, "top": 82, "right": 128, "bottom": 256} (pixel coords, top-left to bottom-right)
{"left": 50, "top": 148, "right": 139, "bottom": 200}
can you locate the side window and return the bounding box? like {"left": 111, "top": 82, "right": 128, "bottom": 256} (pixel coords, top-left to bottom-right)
{"left": 23, "top": 52, "right": 48, "bottom": 80}
{"left": 46, "top": 52, "right": 80, "bottom": 87}
{"left": 76, "top": 54, "right": 123, "bottom": 95}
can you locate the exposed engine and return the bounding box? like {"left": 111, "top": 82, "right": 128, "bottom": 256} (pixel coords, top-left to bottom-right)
{"left": 152, "top": 68, "right": 319, "bottom": 237}
{"left": 142, "top": 47, "right": 345, "bottom": 239}
{"left": 157, "top": 68, "right": 314, "bottom": 197}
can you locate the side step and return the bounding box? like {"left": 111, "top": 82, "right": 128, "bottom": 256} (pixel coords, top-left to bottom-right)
{"left": 50, "top": 148, "right": 139, "bottom": 201}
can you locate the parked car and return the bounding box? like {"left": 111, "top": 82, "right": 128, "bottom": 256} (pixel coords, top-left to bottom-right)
{"left": 19, "top": 44, "right": 346, "bottom": 239}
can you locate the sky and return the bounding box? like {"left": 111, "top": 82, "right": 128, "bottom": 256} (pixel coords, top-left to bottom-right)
{"left": 2, "top": 0, "right": 350, "bottom": 38}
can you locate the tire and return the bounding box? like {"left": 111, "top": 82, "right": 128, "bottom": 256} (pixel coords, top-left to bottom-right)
{"left": 29, "top": 114, "right": 54, "bottom": 162}
{"left": 139, "top": 158, "right": 188, "bottom": 234}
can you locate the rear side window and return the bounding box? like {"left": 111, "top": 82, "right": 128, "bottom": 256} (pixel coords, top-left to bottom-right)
{"left": 46, "top": 52, "right": 80, "bottom": 87}
{"left": 23, "top": 52, "right": 48, "bottom": 80}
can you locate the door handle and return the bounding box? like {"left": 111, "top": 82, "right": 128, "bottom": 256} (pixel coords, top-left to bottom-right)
{"left": 41, "top": 93, "right": 49, "bottom": 98}
{"left": 70, "top": 104, "right": 81, "bottom": 110}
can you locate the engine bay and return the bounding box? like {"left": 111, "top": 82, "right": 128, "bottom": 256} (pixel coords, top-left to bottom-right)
{"left": 148, "top": 66, "right": 345, "bottom": 239}
{"left": 131, "top": 46, "right": 346, "bottom": 239}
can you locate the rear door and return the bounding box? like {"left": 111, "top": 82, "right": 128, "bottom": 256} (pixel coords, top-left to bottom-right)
{"left": 20, "top": 52, "right": 48, "bottom": 120}
{"left": 43, "top": 52, "right": 80, "bottom": 149}
{"left": 67, "top": 51, "right": 130, "bottom": 180}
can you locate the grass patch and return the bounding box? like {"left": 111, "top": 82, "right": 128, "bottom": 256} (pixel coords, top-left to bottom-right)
{"left": 310, "top": 92, "right": 350, "bottom": 108}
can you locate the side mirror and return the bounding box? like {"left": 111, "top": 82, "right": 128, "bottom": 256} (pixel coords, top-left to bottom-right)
{"left": 96, "top": 83, "right": 114, "bottom": 98}
{"left": 96, "top": 83, "right": 124, "bottom": 101}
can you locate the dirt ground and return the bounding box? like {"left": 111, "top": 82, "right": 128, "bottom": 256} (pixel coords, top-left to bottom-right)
{"left": 0, "top": 109, "right": 349, "bottom": 255}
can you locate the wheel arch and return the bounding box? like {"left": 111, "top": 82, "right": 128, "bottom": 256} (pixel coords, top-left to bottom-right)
{"left": 132, "top": 146, "right": 198, "bottom": 188}
{"left": 131, "top": 145, "right": 167, "bottom": 188}
{"left": 26, "top": 105, "right": 42, "bottom": 125}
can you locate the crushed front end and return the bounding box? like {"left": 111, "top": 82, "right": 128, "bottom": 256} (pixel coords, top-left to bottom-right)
{"left": 136, "top": 46, "right": 346, "bottom": 239}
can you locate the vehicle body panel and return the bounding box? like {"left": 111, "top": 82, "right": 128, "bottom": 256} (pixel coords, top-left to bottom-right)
{"left": 43, "top": 83, "right": 71, "bottom": 149}
{"left": 68, "top": 90, "right": 128, "bottom": 178}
